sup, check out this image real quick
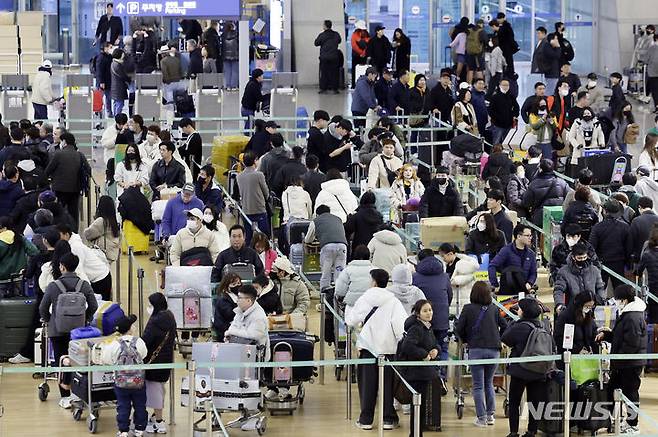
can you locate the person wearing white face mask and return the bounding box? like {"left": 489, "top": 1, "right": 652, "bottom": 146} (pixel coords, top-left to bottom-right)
{"left": 507, "top": 162, "right": 529, "bottom": 216}
{"left": 168, "top": 208, "right": 220, "bottom": 266}
{"left": 549, "top": 223, "right": 599, "bottom": 283}
{"left": 201, "top": 205, "right": 229, "bottom": 253}
{"left": 487, "top": 78, "right": 520, "bottom": 145}
{"left": 465, "top": 212, "right": 506, "bottom": 263}
{"left": 578, "top": 73, "right": 606, "bottom": 114}
{"left": 138, "top": 124, "right": 162, "bottom": 171}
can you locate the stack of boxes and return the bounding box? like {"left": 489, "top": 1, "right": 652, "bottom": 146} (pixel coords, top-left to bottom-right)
{"left": 0, "top": 11, "right": 43, "bottom": 83}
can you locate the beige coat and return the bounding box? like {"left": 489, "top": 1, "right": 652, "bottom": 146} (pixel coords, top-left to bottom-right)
{"left": 367, "top": 154, "right": 403, "bottom": 189}
{"left": 279, "top": 276, "right": 311, "bottom": 315}
{"left": 169, "top": 225, "right": 221, "bottom": 266}
{"left": 83, "top": 217, "right": 121, "bottom": 263}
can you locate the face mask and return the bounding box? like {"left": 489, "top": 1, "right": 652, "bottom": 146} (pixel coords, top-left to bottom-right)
{"left": 126, "top": 152, "right": 137, "bottom": 161}
{"left": 147, "top": 305, "right": 154, "bottom": 315}
{"left": 186, "top": 219, "right": 198, "bottom": 231}
{"left": 583, "top": 115, "right": 593, "bottom": 122}
{"left": 169, "top": 52, "right": 175, "bottom": 57}
{"left": 624, "top": 110, "right": 632, "bottom": 116}
{"left": 477, "top": 222, "right": 487, "bottom": 232}
{"left": 588, "top": 80, "right": 597, "bottom": 88}
{"left": 436, "top": 177, "right": 448, "bottom": 186}
{"left": 574, "top": 258, "right": 588, "bottom": 268}
{"left": 517, "top": 167, "right": 525, "bottom": 178}
{"left": 582, "top": 308, "right": 591, "bottom": 317}
{"left": 197, "top": 176, "right": 206, "bottom": 184}
{"left": 559, "top": 88, "right": 569, "bottom": 97}
{"left": 488, "top": 41, "right": 494, "bottom": 48}
{"left": 202, "top": 213, "right": 214, "bottom": 224}
{"left": 269, "top": 271, "right": 279, "bottom": 281}
{"left": 229, "top": 285, "right": 240, "bottom": 294}
{"left": 566, "top": 237, "right": 579, "bottom": 247}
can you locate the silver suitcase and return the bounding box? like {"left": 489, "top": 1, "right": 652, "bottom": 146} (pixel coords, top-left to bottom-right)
{"left": 191, "top": 342, "right": 258, "bottom": 380}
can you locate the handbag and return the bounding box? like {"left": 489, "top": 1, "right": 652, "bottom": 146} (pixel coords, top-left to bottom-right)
{"left": 408, "top": 113, "right": 426, "bottom": 127}
{"left": 380, "top": 155, "right": 398, "bottom": 187}
{"left": 146, "top": 331, "right": 171, "bottom": 364}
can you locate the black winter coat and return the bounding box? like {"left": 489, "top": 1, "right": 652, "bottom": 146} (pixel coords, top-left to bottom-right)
{"left": 522, "top": 171, "right": 570, "bottom": 225}
{"left": 374, "top": 78, "right": 393, "bottom": 107}
{"left": 561, "top": 200, "right": 599, "bottom": 237}
{"left": 465, "top": 229, "right": 506, "bottom": 260}
{"left": 142, "top": 309, "right": 177, "bottom": 382}
{"left": 203, "top": 27, "right": 221, "bottom": 60}
{"left": 272, "top": 160, "right": 307, "bottom": 198}
{"left": 211, "top": 246, "right": 264, "bottom": 283}
{"left": 589, "top": 217, "right": 630, "bottom": 264}
{"left": 487, "top": 92, "right": 520, "bottom": 129}
{"left": 257, "top": 284, "right": 283, "bottom": 315}
{"left": 314, "top": 29, "right": 342, "bottom": 61}
{"left": 188, "top": 48, "right": 203, "bottom": 77}
{"left": 306, "top": 127, "right": 325, "bottom": 163}
{"left": 501, "top": 318, "right": 548, "bottom": 381}
{"left": 118, "top": 187, "right": 155, "bottom": 234}
{"left": 388, "top": 80, "right": 411, "bottom": 114}
{"left": 241, "top": 78, "right": 264, "bottom": 111}
{"left": 553, "top": 305, "right": 597, "bottom": 356}
{"left": 110, "top": 60, "right": 131, "bottom": 101}
{"left": 302, "top": 170, "right": 326, "bottom": 208}
{"left": 455, "top": 303, "right": 507, "bottom": 350}
{"left": 245, "top": 131, "right": 272, "bottom": 158}
{"left": 345, "top": 205, "right": 384, "bottom": 250}
{"left": 638, "top": 246, "right": 658, "bottom": 293}
{"left": 44, "top": 145, "right": 90, "bottom": 194}
{"left": 629, "top": 211, "right": 658, "bottom": 262}
{"left": 600, "top": 299, "right": 648, "bottom": 369}
{"left": 27, "top": 201, "right": 76, "bottom": 232}
{"left": 96, "top": 52, "right": 113, "bottom": 89}
{"left": 399, "top": 316, "right": 439, "bottom": 382}
{"left": 482, "top": 152, "right": 514, "bottom": 186}
{"left": 367, "top": 36, "right": 392, "bottom": 69}
{"left": 95, "top": 15, "right": 123, "bottom": 45}
{"left": 419, "top": 179, "right": 463, "bottom": 218}
{"left": 409, "top": 88, "right": 432, "bottom": 116}
{"left": 549, "top": 239, "right": 599, "bottom": 280}
{"left": 10, "top": 189, "right": 41, "bottom": 233}
{"left": 430, "top": 83, "right": 455, "bottom": 122}
{"left": 213, "top": 292, "right": 237, "bottom": 341}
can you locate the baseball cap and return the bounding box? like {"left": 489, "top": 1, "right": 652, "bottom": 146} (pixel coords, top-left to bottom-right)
{"left": 186, "top": 207, "right": 203, "bottom": 220}
{"left": 182, "top": 183, "right": 195, "bottom": 193}
{"left": 264, "top": 120, "right": 281, "bottom": 129}
{"left": 375, "top": 25, "right": 385, "bottom": 31}
{"left": 38, "top": 190, "right": 57, "bottom": 203}
{"left": 272, "top": 256, "right": 295, "bottom": 275}
{"left": 41, "top": 60, "right": 52, "bottom": 69}
{"left": 355, "top": 20, "right": 366, "bottom": 30}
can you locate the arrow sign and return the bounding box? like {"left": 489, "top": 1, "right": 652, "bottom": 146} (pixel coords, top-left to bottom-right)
{"left": 116, "top": 2, "right": 125, "bottom": 13}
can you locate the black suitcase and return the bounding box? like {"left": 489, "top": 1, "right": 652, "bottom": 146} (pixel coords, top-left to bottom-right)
{"left": 321, "top": 288, "right": 336, "bottom": 345}
{"left": 424, "top": 378, "right": 442, "bottom": 431}
{"left": 71, "top": 370, "right": 117, "bottom": 403}
{"left": 538, "top": 379, "right": 563, "bottom": 436}
{"left": 222, "top": 262, "right": 256, "bottom": 282}
{"left": 576, "top": 381, "right": 611, "bottom": 435}
{"left": 0, "top": 297, "right": 37, "bottom": 359}
{"left": 287, "top": 220, "right": 310, "bottom": 246}
{"left": 265, "top": 331, "right": 316, "bottom": 382}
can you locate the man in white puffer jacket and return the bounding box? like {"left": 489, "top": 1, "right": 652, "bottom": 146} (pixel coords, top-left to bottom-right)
{"left": 314, "top": 169, "right": 358, "bottom": 223}
{"left": 346, "top": 269, "right": 407, "bottom": 430}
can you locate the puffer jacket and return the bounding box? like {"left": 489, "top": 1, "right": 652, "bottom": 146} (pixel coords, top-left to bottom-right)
{"left": 345, "top": 205, "right": 384, "bottom": 250}
{"left": 465, "top": 229, "right": 506, "bottom": 259}
{"left": 314, "top": 178, "right": 359, "bottom": 223}
{"left": 256, "top": 280, "right": 282, "bottom": 315}
{"left": 549, "top": 239, "right": 599, "bottom": 281}
{"left": 553, "top": 257, "right": 606, "bottom": 307}
{"left": 213, "top": 291, "right": 237, "bottom": 340}
{"left": 390, "top": 178, "right": 425, "bottom": 210}
{"left": 507, "top": 173, "right": 529, "bottom": 215}
{"left": 561, "top": 200, "right": 599, "bottom": 237}
{"left": 0, "top": 180, "right": 24, "bottom": 218}
{"left": 368, "top": 154, "right": 403, "bottom": 189}
{"left": 169, "top": 225, "right": 221, "bottom": 266}
{"left": 222, "top": 30, "right": 239, "bottom": 61}
{"left": 399, "top": 316, "right": 440, "bottom": 382}
{"left": 589, "top": 217, "right": 630, "bottom": 264}
{"left": 522, "top": 171, "right": 571, "bottom": 225}
{"left": 110, "top": 59, "right": 131, "bottom": 101}
{"left": 282, "top": 186, "right": 313, "bottom": 222}
{"left": 599, "top": 298, "right": 647, "bottom": 369}
{"left": 31, "top": 69, "right": 54, "bottom": 105}
{"left": 501, "top": 318, "right": 548, "bottom": 381}
{"left": 419, "top": 179, "right": 463, "bottom": 218}
{"left": 387, "top": 283, "right": 426, "bottom": 315}
{"left": 367, "top": 230, "right": 407, "bottom": 272}
{"left": 278, "top": 275, "right": 310, "bottom": 315}
{"left": 449, "top": 253, "right": 480, "bottom": 313}
{"left": 482, "top": 152, "right": 515, "bottom": 186}
{"left": 335, "top": 260, "right": 375, "bottom": 306}
{"left": 142, "top": 308, "right": 177, "bottom": 382}
{"left": 0, "top": 230, "right": 39, "bottom": 280}
{"left": 412, "top": 256, "right": 452, "bottom": 330}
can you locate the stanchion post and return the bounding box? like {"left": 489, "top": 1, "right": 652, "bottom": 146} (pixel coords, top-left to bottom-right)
{"left": 319, "top": 293, "right": 326, "bottom": 385}
{"left": 412, "top": 391, "right": 421, "bottom": 437}
{"left": 205, "top": 399, "right": 213, "bottom": 436}
{"left": 613, "top": 388, "right": 622, "bottom": 435}
{"left": 563, "top": 351, "right": 571, "bottom": 436}
{"left": 115, "top": 251, "right": 121, "bottom": 305}
{"left": 346, "top": 325, "right": 352, "bottom": 420}
{"left": 86, "top": 182, "right": 92, "bottom": 228}
{"left": 137, "top": 267, "right": 145, "bottom": 335}
{"left": 378, "top": 355, "right": 385, "bottom": 437}
{"left": 127, "top": 246, "right": 134, "bottom": 315}
{"left": 169, "top": 369, "right": 176, "bottom": 426}
{"left": 188, "top": 361, "right": 196, "bottom": 435}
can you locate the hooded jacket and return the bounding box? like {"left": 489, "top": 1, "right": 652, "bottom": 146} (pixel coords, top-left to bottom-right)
{"left": 0, "top": 230, "right": 39, "bottom": 280}
{"left": 600, "top": 298, "right": 647, "bottom": 369}
{"left": 367, "top": 230, "right": 407, "bottom": 272}
{"left": 335, "top": 259, "right": 375, "bottom": 306}
{"left": 635, "top": 176, "right": 658, "bottom": 208}
{"left": 225, "top": 302, "right": 271, "bottom": 361}
{"left": 142, "top": 307, "right": 177, "bottom": 382}
{"left": 0, "top": 179, "right": 24, "bottom": 218}
{"left": 561, "top": 199, "right": 599, "bottom": 236}
{"left": 345, "top": 204, "right": 384, "bottom": 249}
{"left": 221, "top": 29, "right": 239, "bottom": 61}
{"left": 549, "top": 239, "right": 599, "bottom": 281}
{"left": 160, "top": 193, "right": 204, "bottom": 238}
{"left": 553, "top": 257, "right": 606, "bottom": 307}
{"left": 351, "top": 75, "right": 378, "bottom": 114}
{"left": 419, "top": 178, "right": 463, "bottom": 218}
{"left": 387, "top": 265, "right": 426, "bottom": 315}
{"left": 314, "top": 178, "right": 359, "bottom": 223}
{"left": 31, "top": 69, "right": 54, "bottom": 105}
{"left": 488, "top": 242, "right": 537, "bottom": 288}
{"left": 346, "top": 287, "right": 407, "bottom": 355}
{"left": 399, "top": 316, "right": 440, "bottom": 382}
{"left": 448, "top": 253, "right": 480, "bottom": 313}
{"left": 278, "top": 275, "right": 311, "bottom": 315}
{"left": 68, "top": 233, "right": 110, "bottom": 283}
{"left": 412, "top": 256, "right": 453, "bottom": 330}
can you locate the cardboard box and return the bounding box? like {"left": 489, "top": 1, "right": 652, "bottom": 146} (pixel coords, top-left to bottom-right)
{"left": 18, "top": 25, "right": 40, "bottom": 37}
{"left": 420, "top": 216, "right": 468, "bottom": 250}
{"left": 0, "top": 37, "right": 18, "bottom": 51}
{"left": 16, "top": 11, "right": 43, "bottom": 27}
{"left": 0, "top": 26, "right": 16, "bottom": 38}
{"left": 0, "top": 12, "right": 15, "bottom": 25}
{"left": 19, "top": 36, "right": 43, "bottom": 51}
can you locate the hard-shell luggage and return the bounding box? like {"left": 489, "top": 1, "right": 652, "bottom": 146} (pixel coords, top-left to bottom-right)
{"left": 92, "top": 302, "right": 125, "bottom": 336}
{"left": 71, "top": 370, "right": 116, "bottom": 404}
{"left": 290, "top": 243, "right": 304, "bottom": 266}
{"left": 537, "top": 378, "right": 563, "bottom": 435}
{"left": 222, "top": 262, "right": 256, "bottom": 282}
{"left": 121, "top": 219, "right": 150, "bottom": 254}
{"left": 214, "top": 379, "right": 262, "bottom": 412}
{"left": 265, "top": 331, "right": 316, "bottom": 383}
{"left": 192, "top": 342, "right": 258, "bottom": 380}
{"left": 576, "top": 381, "right": 611, "bottom": 434}
{"left": 287, "top": 220, "right": 310, "bottom": 246}
{"left": 164, "top": 266, "right": 214, "bottom": 330}
{"left": 0, "top": 297, "right": 37, "bottom": 359}
{"left": 92, "top": 88, "right": 104, "bottom": 113}
{"left": 423, "top": 377, "right": 442, "bottom": 431}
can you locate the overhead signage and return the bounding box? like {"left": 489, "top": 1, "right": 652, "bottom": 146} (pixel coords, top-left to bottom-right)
{"left": 113, "top": 0, "right": 240, "bottom": 17}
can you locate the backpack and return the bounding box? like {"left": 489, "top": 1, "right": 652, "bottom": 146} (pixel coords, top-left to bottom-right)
{"left": 466, "top": 28, "right": 483, "bottom": 55}
{"left": 53, "top": 278, "right": 86, "bottom": 334}
{"left": 114, "top": 337, "right": 145, "bottom": 389}
{"left": 519, "top": 321, "right": 556, "bottom": 375}
{"left": 78, "top": 152, "right": 90, "bottom": 195}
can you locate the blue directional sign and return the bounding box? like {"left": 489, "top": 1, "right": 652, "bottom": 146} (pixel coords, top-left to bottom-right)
{"left": 112, "top": 0, "right": 240, "bottom": 18}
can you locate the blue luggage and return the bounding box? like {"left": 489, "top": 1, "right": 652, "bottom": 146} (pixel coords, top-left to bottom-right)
{"left": 70, "top": 326, "right": 102, "bottom": 340}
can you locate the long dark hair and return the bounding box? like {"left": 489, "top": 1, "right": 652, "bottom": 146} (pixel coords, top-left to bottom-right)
{"left": 51, "top": 240, "right": 72, "bottom": 279}
{"left": 123, "top": 143, "right": 142, "bottom": 171}
{"left": 96, "top": 195, "right": 120, "bottom": 238}
{"left": 529, "top": 97, "right": 551, "bottom": 116}
{"left": 573, "top": 291, "right": 595, "bottom": 326}
{"left": 218, "top": 272, "right": 241, "bottom": 296}
{"left": 479, "top": 213, "right": 501, "bottom": 242}
{"left": 203, "top": 204, "right": 220, "bottom": 231}
{"left": 393, "top": 28, "right": 409, "bottom": 43}
{"left": 614, "top": 101, "right": 634, "bottom": 124}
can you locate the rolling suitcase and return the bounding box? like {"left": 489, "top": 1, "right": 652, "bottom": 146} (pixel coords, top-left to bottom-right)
{"left": 222, "top": 262, "right": 256, "bottom": 282}
{"left": 290, "top": 243, "right": 304, "bottom": 266}
{"left": 287, "top": 220, "right": 310, "bottom": 246}
{"left": 121, "top": 219, "right": 150, "bottom": 254}
{"left": 266, "top": 331, "right": 316, "bottom": 382}
{"left": 0, "top": 297, "right": 37, "bottom": 359}
{"left": 537, "top": 378, "right": 563, "bottom": 435}
{"left": 423, "top": 377, "right": 443, "bottom": 431}
{"left": 576, "top": 381, "right": 611, "bottom": 434}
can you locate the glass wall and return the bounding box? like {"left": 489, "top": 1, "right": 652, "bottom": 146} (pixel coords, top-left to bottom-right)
{"left": 401, "top": 0, "right": 430, "bottom": 64}
{"left": 344, "top": 0, "right": 368, "bottom": 66}
{"left": 475, "top": 0, "right": 500, "bottom": 23}
{"left": 432, "top": 0, "right": 461, "bottom": 71}
{"left": 564, "top": 0, "right": 593, "bottom": 74}
{"left": 505, "top": 0, "right": 532, "bottom": 62}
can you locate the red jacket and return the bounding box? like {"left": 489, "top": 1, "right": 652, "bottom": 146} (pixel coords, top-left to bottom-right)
{"left": 351, "top": 30, "right": 370, "bottom": 58}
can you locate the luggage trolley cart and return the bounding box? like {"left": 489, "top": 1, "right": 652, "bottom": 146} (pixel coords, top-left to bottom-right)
{"left": 164, "top": 266, "right": 214, "bottom": 358}
{"left": 64, "top": 74, "right": 94, "bottom": 151}
{"left": 195, "top": 73, "right": 224, "bottom": 138}
{"left": 331, "top": 294, "right": 349, "bottom": 381}
{"left": 269, "top": 72, "right": 298, "bottom": 144}
{"left": 36, "top": 323, "right": 57, "bottom": 401}
{"left": 1, "top": 74, "right": 29, "bottom": 121}
{"left": 135, "top": 73, "right": 162, "bottom": 123}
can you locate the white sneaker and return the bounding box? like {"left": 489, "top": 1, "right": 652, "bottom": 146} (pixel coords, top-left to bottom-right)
{"left": 116, "top": 432, "right": 129, "bottom": 437}
{"left": 401, "top": 404, "right": 411, "bottom": 415}
{"left": 486, "top": 414, "right": 495, "bottom": 425}
{"left": 154, "top": 421, "right": 167, "bottom": 434}
{"left": 623, "top": 425, "right": 640, "bottom": 435}
{"left": 58, "top": 396, "right": 72, "bottom": 409}
{"left": 473, "top": 417, "right": 488, "bottom": 428}
{"left": 356, "top": 421, "right": 373, "bottom": 430}
{"left": 265, "top": 389, "right": 278, "bottom": 400}
{"left": 8, "top": 353, "right": 31, "bottom": 364}
{"left": 134, "top": 431, "right": 144, "bottom": 437}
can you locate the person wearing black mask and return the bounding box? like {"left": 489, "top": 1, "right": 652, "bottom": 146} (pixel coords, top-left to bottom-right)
{"left": 212, "top": 272, "right": 243, "bottom": 340}
{"left": 553, "top": 242, "right": 605, "bottom": 313}
{"left": 419, "top": 167, "right": 463, "bottom": 218}
{"left": 195, "top": 164, "right": 223, "bottom": 211}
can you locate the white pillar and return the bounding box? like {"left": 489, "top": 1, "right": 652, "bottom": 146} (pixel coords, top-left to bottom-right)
{"left": 239, "top": 20, "right": 250, "bottom": 97}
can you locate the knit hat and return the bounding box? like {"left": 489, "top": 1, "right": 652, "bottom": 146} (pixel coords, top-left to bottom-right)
{"left": 518, "top": 298, "right": 541, "bottom": 320}
{"left": 391, "top": 264, "right": 412, "bottom": 285}
{"left": 115, "top": 314, "right": 137, "bottom": 334}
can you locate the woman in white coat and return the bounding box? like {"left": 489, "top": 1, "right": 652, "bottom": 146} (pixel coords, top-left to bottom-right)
{"left": 367, "top": 139, "right": 403, "bottom": 190}
{"left": 438, "top": 243, "right": 479, "bottom": 314}
{"left": 638, "top": 133, "right": 658, "bottom": 181}
{"left": 568, "top": 107, "right": 606, "bottom": 161}
{"left": 314, "top": 169, "right": 359, "bottom": 223}
{"left": 201, "top": 205, "right": 230, "bottom": 253}
{"left": 282, "top": 175, "right": 313, "bottom": 223}
{"left": 114, "top": 144, "right": 150, "bottom": 198}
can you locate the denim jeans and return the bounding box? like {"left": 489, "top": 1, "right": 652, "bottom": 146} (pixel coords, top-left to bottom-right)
{"left": 225, "top": 60, "right": 239, "bottom": 88}
{"left": 241, "top": 107, "right": 256, "bottom": 131}
{"left": 491, "top": 125, "right": 510, "bottom": 146}
{"left": 319, "top": 243, "right": 347, "bottom": 290}
{"left": 469, "top": 348, "right": 500, "bottom": 419}
{"left": 114, "top": 386, "right": 148, "bottom": 432}
{"left": 112, "top": 99, "right": 124, "bottom": 116}
{"left": 104, "top": 89, "right": 113, "bottom": 117}
{"left": 246, "top": 213, "right": 269, "bottom": 246}
{"left": 433, "top": 328, "right": 449, "bottom": 379}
